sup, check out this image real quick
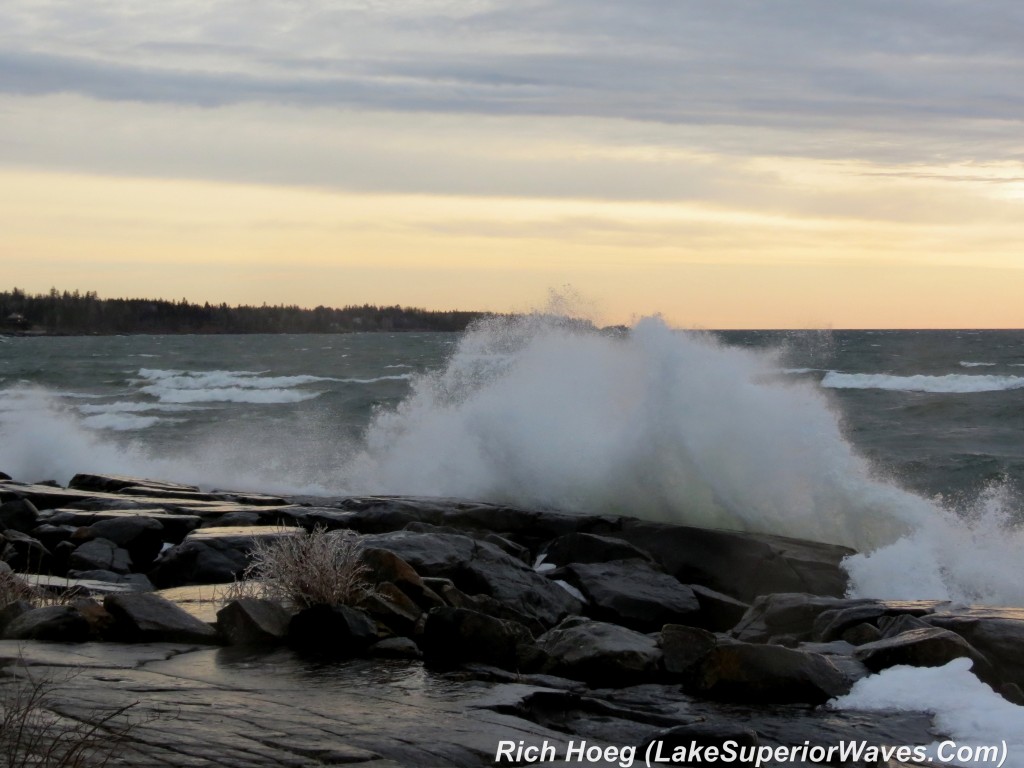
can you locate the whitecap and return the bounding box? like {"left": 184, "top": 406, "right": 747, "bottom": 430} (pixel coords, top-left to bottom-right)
{"left": 139, "top": 385, "right": 321, "bottom": 404}
{"left": 821, "top": 372, "right": 1024, "bottom": 393}
{"left": 80, "top": 413, "right": 163, "bottom": 431}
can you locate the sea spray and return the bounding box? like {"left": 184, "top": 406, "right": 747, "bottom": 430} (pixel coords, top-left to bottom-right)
{"left": 346, "top": 314, "right": 1024, "bottom": 604}
{"left": 347, "top": 314, "right": 920, "bottom": 548}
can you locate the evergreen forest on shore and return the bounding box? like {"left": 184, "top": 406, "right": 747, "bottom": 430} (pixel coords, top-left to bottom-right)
{"left": 0, "top": 288, "right": 486, "bottom": 335}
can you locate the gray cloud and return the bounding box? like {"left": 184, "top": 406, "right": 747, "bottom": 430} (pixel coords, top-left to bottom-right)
{"left": 2, "top": 0, "right": 1023, "bottom": 167}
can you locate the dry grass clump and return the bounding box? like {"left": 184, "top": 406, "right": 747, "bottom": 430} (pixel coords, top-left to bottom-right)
{"left": 239, "top": 527, "right": 374, "bottom": 609}
{"left": 0, "top": 570, "right": 42, "bottom": 608}
{"left": 0, "top": 663, "right": 144, "bottom": 768}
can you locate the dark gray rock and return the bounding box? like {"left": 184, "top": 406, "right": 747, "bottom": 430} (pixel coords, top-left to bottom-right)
{"left": 0, "top": 599, "right": 34, "bottom": 635}
{"left": 660, "top": 624, "right": 718, "bottom": 678}
{"left": 854, "top": 627, "right": 993, "bottom": 676}
{"left": 878, "top": 613, "right": 933, "bottom": 638}
{"left": 694, "top": 640, "right": 854, "bottom": 704}
{"left": 420, "top": 606, "right": 534, "bottom": 670}
{"left": 357, "top": 546, "right": 443, "bottom": 610}
{"left": 104, "top": 592, "right": 221, "bottom": 644}
{"left": 840, "top": 622, "right": 882, "bottom": 645}
{"left": 69, "top": 537, "right": 132, "bottom": 574}
{"left": 360, "top": 586, "right": 422, "bottom": 636}
{"left": 216, "top": 598, "right": 291, "bottom": 646}
{"left": 288, "top": 604, "right": 379, "bottom": 656}
{"left": 542, "top": 531, "right": 654, "bottom": 566}
{"left": 68, "top": 570, "right": 155, "bottom": 592}
{"left": 926, "top": 607, "right": 1024, "bottom": 690}
{"left": 0, "top": 498, "right": 40, "bottom": 533}
{"left": 370, "top": 636, "right": 422, "bottom": 659}
{"left": 612, "top": 520, "right": 855, "bottom": 602}
{"left": 361, "top": 530, "right": 581, "bottom": 629}
{"left": 536, "top": 618, "right": 662, "bottom": 685}
{"left": 558, "top": 559, "right": 701, "bottom": 631}
{"left": 732, "top": 593, "right": 876, "bottom": 644}
{"left": 44, "top": 509, "right": 202, "bottom": 544}
{"left": 68, "top": 473, "right": 201, "bottom": 494}
{"left": 689, "top": 585, "right": 751, "bottom": 632}
{"left": 88, "top": 516, "right": 165, "bottom": 568}
{"left": 1, "top": 529, "right": 52, "bottom": 572}
{"left": 148, "top": 526, "right": 303, "bottom": 587}
{"left": 3, "top": 605, "right": 92, "bottom": 642}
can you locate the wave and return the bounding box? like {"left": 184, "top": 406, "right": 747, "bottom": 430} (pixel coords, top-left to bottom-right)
{"left": 77, "top": 401, "right": 196, "bottom": 414}
{"left": 960, "top": 361, "right": 996, "bottom": 368}
{"left": 139, "top": 385, "right": 321, "bottom": 404}
{"left": 135, "top": 368, "right": 334, "bottom": 390}
{"left": 338, "top": 374, "right": 413, "bottom": 384}
{"left": 80, "top": 413, "right": 164, "bottom": 431}
{"left": 3, "top": 317, "right": 1024, "bottom": 605}
{"left": 822, "top": 372, "right": 1024, "bottom": 393}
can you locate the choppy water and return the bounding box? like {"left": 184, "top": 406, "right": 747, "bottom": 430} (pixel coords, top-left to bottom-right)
{"left": 2, "top": 319, "right": 1023, "bottom": 605}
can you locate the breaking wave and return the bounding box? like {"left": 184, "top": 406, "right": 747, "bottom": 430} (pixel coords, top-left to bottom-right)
{"left": 2, "top": 315, "right": 1023, "bottom": 605}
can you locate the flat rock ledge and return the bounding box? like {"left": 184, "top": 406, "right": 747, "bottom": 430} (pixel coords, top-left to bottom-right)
{"left": 0, "top": 471, "right": 1019, "bottom": 767}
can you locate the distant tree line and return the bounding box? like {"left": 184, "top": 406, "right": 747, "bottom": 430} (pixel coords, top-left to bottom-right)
{"left": 0, "top": 288, "right": 487, "bottom": 335}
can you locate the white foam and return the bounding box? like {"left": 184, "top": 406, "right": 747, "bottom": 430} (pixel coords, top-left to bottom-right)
{"left": 822, "top": 371, "right": 1024, "bottom": 393}
{"left": 135, "top": 369, "right": 333, "bottom": 390}
{"left": 80, "top": 413, "right": 163, "bottom": 431}
{"left": 832, "top": 659, "right": 1024, "bottom": 767}
{"left": 77, "top": 401, "right": 195, "bottom": 414}
{"left": 960, "top": 361, "right": 997, "bottom": 368}
{"left": 338, "top": 374, "right": 413, "bottom": 384}
{"left": 139, "top": 385, "right": 320, "bottom": 404}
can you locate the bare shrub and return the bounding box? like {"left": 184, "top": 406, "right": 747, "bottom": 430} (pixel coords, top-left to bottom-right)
{"left": 240, "top": 527, "right": 374, "bottom": 609}
{"left": 0, "top": 662, "right": 146, "bottom": 768}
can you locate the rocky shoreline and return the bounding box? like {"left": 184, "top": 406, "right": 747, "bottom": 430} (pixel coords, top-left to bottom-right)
{"left": 1, "top": 471, "right": 1022, "bottom": 766}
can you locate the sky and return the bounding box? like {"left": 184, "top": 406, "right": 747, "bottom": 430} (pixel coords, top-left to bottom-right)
{"left": 2, "top": 1, "right": 1024, "bottom": 328}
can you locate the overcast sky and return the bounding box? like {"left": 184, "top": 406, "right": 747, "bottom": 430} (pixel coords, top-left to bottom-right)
{"left": 3, "top": 1, "right": 1024, "bottom": 327}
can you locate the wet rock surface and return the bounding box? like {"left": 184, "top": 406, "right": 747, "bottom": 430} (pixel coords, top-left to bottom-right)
{"left": 0, "top": 472, "right": 1020, "bottom": 766}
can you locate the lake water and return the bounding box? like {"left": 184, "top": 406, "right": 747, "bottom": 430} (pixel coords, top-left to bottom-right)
{"left": 2, "top": 317, "right": 1024, "bottom": 605}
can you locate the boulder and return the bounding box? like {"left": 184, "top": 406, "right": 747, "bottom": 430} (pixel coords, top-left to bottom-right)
{"left": 288, "top": 604, "right": 379, "bottom": 656}
{"left": 878, "top": 613, "right": 933, "bottom": 638}
{"left": 69, "top": 537, "right": 132, "bottom": 574}
{"left": 68, "top": 570, "right": 155, "bottom": 592}
{"left": 541, "top": 532, "right": 654, "bottom": 566}
{"left": 420, "top": 606, "right": 534, "bottom": 670}
{"left": 217, "top": 598, "right": 292, "bottom": 646}
{"left": 3, "top": 605, "right": 92, "bottom": 642}
{"left": 694, "top": 640, "right": 854, "bottom": 704}
{"left": 612, "top": 520, "right": 854, "bottom": 602}
{"left": 732, "top": 594, "right": 875, "bottom": 645}
{"left": 87, "top": 516, "right": 165, "bottom": 568}
{"left": 854, "top": 627, "right": 993, "bottom": 677}
{"left": 357, "top": 547, "right": 443, "bottom": 610}
{"left": 536, "top": 618, "right": 662, "bottom": 685}
{"left": 360, "top": 531, "right": 580, "bottom": 629}
{"left": 1, "top": 530, "right": 53, "bottom": 572}
{"left": 0, "top": 498, "right": 40, "bottom": 533}
{"left": 557, "top": 559, "right": 701, "bottom": 632}
{"left": 689, "top": 585, "right": 751, "bottom": 632}
{"left": 68, "top": 473, "right": 201, "bottom": 494}
{"left": 660, "top": 624, "right": 718, "bottom": 678}
{"left": 371, "top": 636, "right": 422, "bottom": 659}
{"left": 926, "top": 609, "right": 1024, "bottom": 690}
{"left": 44, "top": 509, "right": 202, "bottom": 544}
{"left": 360, "top": 585, "right": 422, "bottom": 636}
{"left": 148, "top": 526, "right": 303, "bottom": 587}
{"left": 103, "top": 592, "right": 220, "bottom": 644}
